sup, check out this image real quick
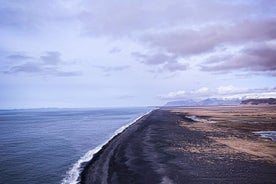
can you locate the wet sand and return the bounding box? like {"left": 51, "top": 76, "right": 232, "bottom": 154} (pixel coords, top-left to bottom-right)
{"left": 81, "top": 106, "right": 276, "bottom": 184}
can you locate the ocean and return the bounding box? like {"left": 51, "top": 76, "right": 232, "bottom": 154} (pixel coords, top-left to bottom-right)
{"left": 0, "top": 107, "right": 152, "bottom": 184}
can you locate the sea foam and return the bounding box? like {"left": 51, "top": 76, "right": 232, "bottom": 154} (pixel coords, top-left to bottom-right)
{"left": 61, "top": 110, "right": 153, "bottom": 184}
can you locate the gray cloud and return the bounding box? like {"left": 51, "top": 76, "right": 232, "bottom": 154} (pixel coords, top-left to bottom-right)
{"left": 0, "top": 3, "right": 28, "bottom": 28}
{"left": 3, "top": 51, "right": 80, "bottom": 77}
{"left": 6, "top": 54, "right": 33, "bottom": 61}
{"left": 0, "top": 52, "right": 33, "bottom": 69}
{"left": 201, "top": 45, "right": 276, "bottom": 74}
{"left": 143, "top": 19, "right": 276, "bottom": 56}
{"left": 163, "top": 62, "right": 188, "bottom": 72}
{"left": 93, "top": 65, "right": 130, "bottom": 72}
{"left": 109, "top": 47, "right": 121, "bottom": 54}
{"left": 2, "top": 0, "right": 274, "bottom": 36}
{"left": 0, "top": 1, "right": 46, "bottom": 30}
{"left": 1, "top": 0, "right": 276, "bottom": 76}
{"left": 40, "top": 51, "right": 62, "bottom": 66}
{"left": 132, "top": 52, "right": 188, "bottom": 72}
{"left": 76, "top": 0, "right": 273, "bottom": 74}
{"left": 0, "top": 0, "right": 78, "bottom": 30}
{"left": 78, "top": 0, "right": 275, "bottom": 37}
{"left": 132, "top": 52, "right": 176, "bottom": 65}
{"left": 45, "top": 69, "right": 81, "bottom": 77}
{"left": 7, "top": 62, "right": 42, "bottom": 73}
{"left": 138, "top": 17, "right": 276, "bottom": 75}
{"left": 6, "top": 63, "right": 80, "bottom": 76}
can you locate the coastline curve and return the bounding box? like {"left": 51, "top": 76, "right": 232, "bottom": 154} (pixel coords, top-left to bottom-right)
{"left": 61, "top": 110, "right": 154, "bottom": 184}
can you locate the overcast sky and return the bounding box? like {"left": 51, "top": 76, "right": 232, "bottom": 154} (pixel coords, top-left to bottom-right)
{"left": 0, "top": 0, "right": 276, "bottom": 108}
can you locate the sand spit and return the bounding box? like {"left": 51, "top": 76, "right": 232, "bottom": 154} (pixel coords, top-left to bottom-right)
{"left": 81, "top": 106, "right": 276, "bottom": 184}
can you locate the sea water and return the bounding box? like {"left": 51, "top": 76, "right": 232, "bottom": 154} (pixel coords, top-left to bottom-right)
{"left": 0, "top": 107, "right": 152, "bottom": 184}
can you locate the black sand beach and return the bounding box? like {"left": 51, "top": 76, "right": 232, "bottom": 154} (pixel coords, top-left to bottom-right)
{"left": 81, "top": 108, "right": 276, "bottom": 184}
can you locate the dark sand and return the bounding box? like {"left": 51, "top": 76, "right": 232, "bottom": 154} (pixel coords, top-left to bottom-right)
{"left": 81, "top": 107, "right": 276, "bottom": 184}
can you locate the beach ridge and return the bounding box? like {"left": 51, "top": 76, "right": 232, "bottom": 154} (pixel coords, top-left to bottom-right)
{"left": 81, "top": 107, "right": 276, "bottom": 184}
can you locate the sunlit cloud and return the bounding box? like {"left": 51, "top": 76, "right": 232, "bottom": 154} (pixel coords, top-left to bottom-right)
{"left": 160, "top": 86, "right": 276, "bottom": 100}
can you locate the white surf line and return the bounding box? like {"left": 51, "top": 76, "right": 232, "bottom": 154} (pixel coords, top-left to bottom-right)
{"left": 61, "top": 109, "right": 154, "bottom": 184}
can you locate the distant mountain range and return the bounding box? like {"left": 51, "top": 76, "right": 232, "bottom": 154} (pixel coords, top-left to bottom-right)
{"left": 164, "top": 98, "right": 241, "bottom": 107}
{"left": 241, "top": 98, "right": 276, "bottom": 105}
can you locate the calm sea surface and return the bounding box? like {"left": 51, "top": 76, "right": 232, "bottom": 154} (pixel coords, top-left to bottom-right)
{"left": 0, "top": 107, "right": 151, "bottom": 184}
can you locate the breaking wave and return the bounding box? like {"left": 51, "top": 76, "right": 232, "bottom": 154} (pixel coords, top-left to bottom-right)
{"left": 61, "top": 110, "right": 153, "bottom": 184}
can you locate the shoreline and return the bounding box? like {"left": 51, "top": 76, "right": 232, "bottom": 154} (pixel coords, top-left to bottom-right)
{"left": 80, "top": 110, "right": 154, "bottom": 183}
{"left": 62, "top": 110, "right": 154, "bottom": 184}
{"left": 80, "top": 107, "right": 276, "bottom": 184}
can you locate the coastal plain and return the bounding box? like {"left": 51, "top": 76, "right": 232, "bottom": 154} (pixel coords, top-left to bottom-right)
{"left": 81, "top": 106, "right": 276, "bottom": 184}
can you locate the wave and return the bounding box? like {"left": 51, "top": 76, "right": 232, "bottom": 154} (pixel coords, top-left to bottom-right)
{"left": 61, "top": 110, "right": 154, "bottom": 184}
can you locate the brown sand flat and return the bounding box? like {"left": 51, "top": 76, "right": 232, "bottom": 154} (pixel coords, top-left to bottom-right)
{"left": 81, "top": 106, "right": 276, "bottom": 184}
{"left": 170, "top": 106, "right": 276, "bottom": 163}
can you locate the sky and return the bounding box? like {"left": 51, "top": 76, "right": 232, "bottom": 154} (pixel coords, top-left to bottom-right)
{"left": 0, "top": 0, "right": 276, "bottom": 108}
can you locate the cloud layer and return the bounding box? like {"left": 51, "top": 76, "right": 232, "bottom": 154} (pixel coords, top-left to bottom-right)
{"left": 201, "top": 44, "right": 276, "bottom": 75}
{"left": 143, "top": 19, "right": 276, "bottom": 55}
{"left": 132, "top": 52, "right": 188, "bottom": 72}
{"left": 160, "top": 86, "right": 276, "bottom": 100}
{"left": 2, "top": 52, "right": 80, "bottom": 76}
{"left": 1, "top": 0, "right": 276, "bottom": 75}
{"left": 0, "top": 0, "right": 276, "bottom": 108}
